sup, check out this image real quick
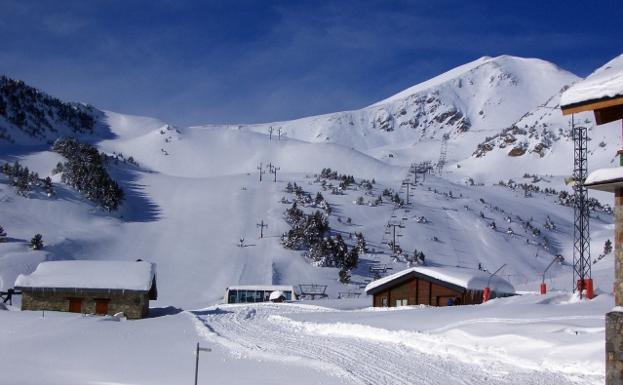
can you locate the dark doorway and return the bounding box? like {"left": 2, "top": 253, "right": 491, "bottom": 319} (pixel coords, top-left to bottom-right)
{"left": 95, "top": 299, "right": 109, "bottom": 315}
{"left": 68, "top": 298, "right": 82, "bottom": 313}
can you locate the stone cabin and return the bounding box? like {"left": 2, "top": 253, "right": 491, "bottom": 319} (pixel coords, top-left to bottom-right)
{"left": 365, "top": 265, "right": 514, "bottom": 307}
{"left": 15, "top": 260, "right": 157, "bottom": 319}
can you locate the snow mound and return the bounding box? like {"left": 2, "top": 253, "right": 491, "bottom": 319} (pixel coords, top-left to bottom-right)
{"left": 269, "top": 290, "right": 285, "bottom": 301}
{"left": 15, "top": 260, "right": 156, "bottom": 291}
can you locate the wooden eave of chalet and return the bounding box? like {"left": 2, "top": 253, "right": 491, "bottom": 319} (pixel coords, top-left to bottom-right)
{"left": 366, "top": 270, "right": 474, "bottom": 296}
{"left": 561, "top": 94, "right": 623, "bottom": 125}
{"left": 584, "top": 177, "right": 623, "bottom": 193}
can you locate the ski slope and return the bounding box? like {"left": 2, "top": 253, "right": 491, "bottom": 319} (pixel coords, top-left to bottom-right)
{"left": 0, "top": 53, "right": 620, "bottom": 385}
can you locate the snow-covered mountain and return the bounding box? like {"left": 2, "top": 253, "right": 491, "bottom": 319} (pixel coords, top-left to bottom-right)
{"left": 235, "top": 55, "right": 578, "bottom": 164}
{"left": 0, "top": 54, "right": 619, "bottom": 310}
{"left": 0, "top": 76, "right": 109, "bottom": 146}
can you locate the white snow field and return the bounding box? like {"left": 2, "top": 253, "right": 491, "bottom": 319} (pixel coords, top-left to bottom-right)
{"left": 0, "top": 291, "right": 607, "bottom": 385}
{"left": 1, "top": 54, "right": 622, "bottom": 384}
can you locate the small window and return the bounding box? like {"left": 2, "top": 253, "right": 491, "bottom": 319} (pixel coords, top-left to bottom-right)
{"left": 228, "top": 290, "right": 237, "bottom": 303}
{"left": 381, "top": 297, "right": 388, "bottom": 307}
{"left": 255, "top": 291, "right": 263, "bottom": 302}
{"left": 395, "top": 299, "right": 408, "bottom": 307}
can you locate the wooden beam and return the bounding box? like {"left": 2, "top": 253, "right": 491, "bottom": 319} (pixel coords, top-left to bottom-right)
{"left": 561, "top": 95, "right": 623, "bottom": 116}
{"left": 595, "top": 104, "right": 623, "bottom": 125}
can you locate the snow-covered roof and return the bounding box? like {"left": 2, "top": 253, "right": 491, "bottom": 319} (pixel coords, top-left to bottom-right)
{"left": 227, "top": 285, "right": 295, "bottom": 292}
{"left": 15, "top": 260, "right": 156, "bottom": 291}
{"left": 561, "top": 54, "right": 623, "bottom": 108}
{"left": 365, "top": 265, "right": 515, "bottom": 294}
{"left": 584, "top": 167, "right": 623, "bottom": 192}
{"left": 269, "top": 290, "right": 285, "bottom": 300}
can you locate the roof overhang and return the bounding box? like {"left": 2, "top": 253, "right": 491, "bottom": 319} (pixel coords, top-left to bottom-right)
{"left": 366, "top": 270, "right": 469, "bottom": 296}
{"left": 584, "top": 178, "right": 623, "bottom": 193}
{"left": 561, "top": 95, "right": 623, "bottom": 125}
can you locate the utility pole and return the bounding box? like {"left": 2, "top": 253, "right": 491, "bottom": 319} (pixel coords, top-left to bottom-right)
{"left": 257, "top": 163, "right": 265, "bottom": 182}
{"left": 571, "top": 115, "right": 592, "bottom": 299}
{"left": 268, "top": 126, "right": 274, "bottom": 140}
{"left": 402, "top": 180, "right": 414, "bottom": 205}
{"left": 194, "top": 342, "right": 211, "bottom": 385}
{"left": 387, "top": 222, "right": 404, "bottom": 254}
{"left": 257, "top": 220, "right": 267, "bottom": 238}
{"left": 273, "top": 166, "right": 280, "bottom": 182}
{"left": 277, "top": 127, "right": 282, "bottom": 140}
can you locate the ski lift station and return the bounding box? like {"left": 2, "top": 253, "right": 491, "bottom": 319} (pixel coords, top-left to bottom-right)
{"left": 224, "top": 285, "right": 297, "bottom": 304}
{"left": 365, "top": 265, "right": 514, "bottom": 307}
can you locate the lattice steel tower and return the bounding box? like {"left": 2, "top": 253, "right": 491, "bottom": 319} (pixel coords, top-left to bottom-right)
{"left": 436, "top": 134, "right": 449, "bottom": 175}
{"left": 572, "top": 115, "right": 591, "bottom": 298}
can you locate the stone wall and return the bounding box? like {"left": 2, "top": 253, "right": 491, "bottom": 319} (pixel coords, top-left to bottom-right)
{"left": 608, "top": 187, "right": 623, "bottom": 384}
{"left": 615, "top": 189, "right": 623, "bottom": 306}
{"left": 21, "top": 288, "right": 150, "bottom": 319}
{"left": 607, "top": 311, "right": 623, "bottom": 385}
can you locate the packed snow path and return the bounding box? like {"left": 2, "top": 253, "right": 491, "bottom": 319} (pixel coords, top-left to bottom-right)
{"left": 193, "top": 303, "right": 593, "bottom": 385}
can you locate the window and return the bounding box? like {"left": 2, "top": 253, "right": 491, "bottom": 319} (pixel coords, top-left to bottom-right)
{"left": 228, "top": 290, "right": 237, "bottom": 303}
{"left": 254, "top": 291, "right": 263, "bottom": 302}
{"left": 381, "top": 297, "right": 388, "bottom": 307}
{"left": 396, "top": 299, "right": 408, "bottom": 307}
{"left": 239, "top": 291, "right": 247, "bottom": 303}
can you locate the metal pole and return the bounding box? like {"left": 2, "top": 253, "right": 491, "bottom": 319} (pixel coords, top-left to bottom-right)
{"left": 194, "top": 342, "right": 199, "bottom": 385}
{"left": 542, "top": 255, "right": 562, "bottom": 284}
{"left": 194, "top": 342, "right": 211, "bottom": 385}
{"left": 487, "top": 263, "right": 507, "bottom": 287}
{"left": 393, "top": 225, "right": 396, "bottom": 253}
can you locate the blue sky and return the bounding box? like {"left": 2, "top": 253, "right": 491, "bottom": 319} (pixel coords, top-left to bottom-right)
{"left": 1, "top": 0, "right": 621, "bottom": 126}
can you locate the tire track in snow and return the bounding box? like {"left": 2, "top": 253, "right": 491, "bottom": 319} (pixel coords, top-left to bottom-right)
{"left": 191, "top": 303, "right": 595, "bottom": 385}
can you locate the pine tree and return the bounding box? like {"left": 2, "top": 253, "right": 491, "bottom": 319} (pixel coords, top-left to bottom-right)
{"left": 344, "top": 247, "right": 359, "bottom": 271}
{"left": 355, "top": 232, "right": 367, "bottom": 253}
{"left": 0, "top": 225, "right": 6, "bottom": 242}
{"left": 30, "top": 234, "right": 43, "bottom": 250}
{"left": 604, "top": 239, "right": 613, "bottom": 255}
{"left": 338, "top": 268, "right": 351, "bottom": 283}
{"left": 315, "top": 192, "right": 324, "bottom": 205}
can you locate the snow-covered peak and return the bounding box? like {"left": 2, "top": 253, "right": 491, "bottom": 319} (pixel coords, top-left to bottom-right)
{"left": 371, "top": 55, "right": 576, "bottom": 108}
{"left": 370, "top": 56, "right": 492, "bottom": 107}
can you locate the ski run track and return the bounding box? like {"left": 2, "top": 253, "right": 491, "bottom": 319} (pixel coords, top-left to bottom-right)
{"left": 191, "top": 302, "right": 599, "bottom": 385}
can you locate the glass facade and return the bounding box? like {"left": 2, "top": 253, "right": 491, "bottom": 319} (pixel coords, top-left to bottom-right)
{"left": 227, "top": 289, "right": 293, "bottom": 303}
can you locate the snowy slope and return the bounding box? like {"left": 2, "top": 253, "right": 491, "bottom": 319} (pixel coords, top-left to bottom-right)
{"left": 1, "top": 292, "right": 608, "bottom": 384}
{"left": 0, "top": 54, "right": 617, "bottom": 307}
{"left": 0, "top": 54, "right": 620, "bottom": 385}
{"left": 236, "top": 55, "right": 578, "bottom": 165}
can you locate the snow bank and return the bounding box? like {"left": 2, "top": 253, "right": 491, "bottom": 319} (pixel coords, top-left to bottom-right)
{"left": 365, "top": 265, "right": 515, "bottom": 294}
{"left": 15, "top": 260, "right": 156, "bottom": 291}
{"left": 561, "top": 53, "right": 623, "bottom": 107}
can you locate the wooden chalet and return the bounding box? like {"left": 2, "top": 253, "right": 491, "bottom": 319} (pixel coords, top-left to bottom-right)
{"left": 15, "top": 260, "right": 157, "bottom": 319}
{"left": 365, "top": 265, "right": 514, "bottom": 307}
{"left": 561, "top": 54, "right": 623, "bottom": 384}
